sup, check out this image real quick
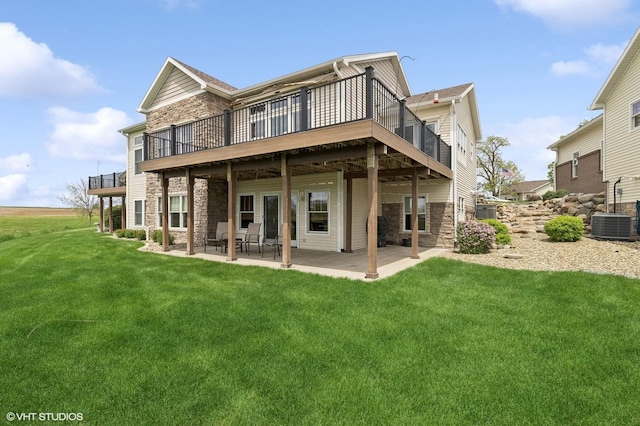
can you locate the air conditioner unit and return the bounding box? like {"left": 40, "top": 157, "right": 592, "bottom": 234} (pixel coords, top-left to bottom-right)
{"left": 591, "top": 213, "right": 631, "bottom": 240}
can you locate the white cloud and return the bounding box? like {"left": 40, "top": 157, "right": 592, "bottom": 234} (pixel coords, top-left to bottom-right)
{"left": 0, "top": 174, "right": 28, "bottom": 201}
{"left": 551, "top": 60, "right": 591, "bottom": 76}
{"left": 495, "top": 115, "right": 579, "bottom": 180}
{"left": 0, "top": 153, "right": 32, "bottom": 173}
{"left": 551, "top": 42, "right": 628, "bottom": 77}
{"left": 0, "top": 22, "right": 102, "bottom": 99}
{"left": 46, "top": 106, "right": 133, "bottom": 162}
{"left": 495, "top": 0, "right": 632, "bottom": 28}
{"left": 159, "top": 0, "right": 200, "bottom": 9}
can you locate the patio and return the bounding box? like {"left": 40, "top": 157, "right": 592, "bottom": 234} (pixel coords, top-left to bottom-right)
{"left": 149, "top": 244, "right": 449, "bottom": 281}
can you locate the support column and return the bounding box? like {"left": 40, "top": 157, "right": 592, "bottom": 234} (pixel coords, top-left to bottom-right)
{"left": 161, "top": 174, "right": 169, "bottom": 252}
{"left": 121, "top": 196, "right": 126, "bottom": 230}
{"left": 186, "top": 169, "right": 195, "bottom": 255}
{"left": 108, "top": 197, "right": 114, "bottom": 233}
{"left": 99, "top": 197, "right": 104, "bottom": 232}
{"left": 227, "top": 163, "right": 237, "bottom": 261}
{"left": 366, "top": 142, "right": 379, "bottom": 279}
{"left": 411, "top": 168, "right": 420, "bottom": 259}
{"left": 345, "top": 177, "right": 353, "bottom": 253}
{"left": 281, "top": 154, "right": 292, "bottom": 268}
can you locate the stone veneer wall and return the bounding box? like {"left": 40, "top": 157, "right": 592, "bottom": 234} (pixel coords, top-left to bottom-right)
{"left": 145, "top": 91, "right": 231, "bottom": 133}
{"left": 145, "top": 175, "right": 209, "bottom": 245}
{"left": 382, "top": 202, "right": 455, "bottom": 248}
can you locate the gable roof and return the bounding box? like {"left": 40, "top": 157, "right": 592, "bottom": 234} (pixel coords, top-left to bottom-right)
{"left": 138, "top": 52, "right": 411, "bottom": 113}
{"left": 547, "top": 113, "right": 603, "bottom": 150}
{"left": 512, "top": 180, "right": 551, "bottom": 193}
{"left": 590, "top": 26, "right": 640, "bottom": 110}
{"left": 405, "top": 83, "right": 482, "bottom": 139}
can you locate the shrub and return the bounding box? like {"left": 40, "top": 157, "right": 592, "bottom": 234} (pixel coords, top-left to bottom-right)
{"left": 457, "top": 221, "right": 496, "bottom": 254}
{"left": 124, "top": 229, "right": 137, "bottom": 239}
{"left": 482, "top": 218, "right": 512, "bottom": 245}
{"left": 542, "top": 189, "right": 569, "bottom": 201}
{"left": 115, "top": 229, "right": 126, "bottom": 238}
{"left": 151, "top": 229, "right": 175, "bottom": 245}
{"left": 544, "top": 215, "right": 584, "bottom": 242}
{"left": 104, "top": 205, "right": 122, "bottom": 230}
{"left": 135, "top": 230, "right": 147, "bottom": 240}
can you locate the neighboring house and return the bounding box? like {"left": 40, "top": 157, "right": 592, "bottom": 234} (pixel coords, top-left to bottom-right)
{"left": 88, "top": 52, "right": 481, "bottom": 278}
{"left": 507, "top": 180, "right": 553, "bottom": 201}
{"left": 590, "top": 26, "right": 640, "bottom": 217}
{"left": 547, "top": 114, "right": 604, "bottom": 194}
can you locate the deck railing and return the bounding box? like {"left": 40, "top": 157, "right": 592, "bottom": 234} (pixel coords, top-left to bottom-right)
{"left": 88, "top": 172, "right": 126, "bottom": 190}
{"left": 144, "top": 67, "right": 451, "bottom": 169}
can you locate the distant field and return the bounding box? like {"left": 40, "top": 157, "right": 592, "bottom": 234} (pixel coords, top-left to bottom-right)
{"left": 0, "top": 207, "right": 89, "bottom": 242}
{"left": 0, "top": 206, "right": 78, "bottom": 216}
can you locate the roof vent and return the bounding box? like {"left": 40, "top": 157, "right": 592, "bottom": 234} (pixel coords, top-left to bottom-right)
{"left": 591, "top": 213, "right": 632, "bottom": 240}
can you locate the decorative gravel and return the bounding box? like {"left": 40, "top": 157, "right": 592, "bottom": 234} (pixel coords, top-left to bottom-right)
{"left": 440, "top": 232, "right": 640, "bottom": 280}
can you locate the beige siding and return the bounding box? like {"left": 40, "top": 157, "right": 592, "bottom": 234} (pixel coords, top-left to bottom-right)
{"left": 603, "top": 49, "right": 640, "bottom": 205}
{"left": 557, "top": 125, "right": 602, "bottom": 164}
{"left": 126, "top": 130, "right": 148, "bottom": 228}
{"left": 350, "top": 179, "right": 369, "bottom": 250}
{"left": 151, "top": 67, "right": 201, "bottom": 109}
{"left": 454, "top": 96, "right": 480, "bottom": 212}
{"left": 341, "top": 59, "right": 408, "bottom": 98}
{"left": 236, "top": 172, "right": 342, "bottom": 252}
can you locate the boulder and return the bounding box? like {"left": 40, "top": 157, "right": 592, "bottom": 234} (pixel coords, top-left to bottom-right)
{"left": 578, "top": 193, "right": 595, "bottom": 204}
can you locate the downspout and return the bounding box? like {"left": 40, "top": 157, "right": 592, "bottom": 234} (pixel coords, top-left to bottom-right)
{"left": 613, "top": 177, "right": 622, "bottom": 213}
{"left": 451, "top": 100, "right": 458, "bottom": 240}
{"left": 333, "top": 61, "right": 344, "bottom": 79}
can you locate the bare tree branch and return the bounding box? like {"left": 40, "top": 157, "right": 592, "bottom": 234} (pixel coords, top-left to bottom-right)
{"left": 58, "top": 178, "right": 98, "bottom": 225}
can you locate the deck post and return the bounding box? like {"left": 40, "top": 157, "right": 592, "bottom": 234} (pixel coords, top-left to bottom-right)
{"left": 365, "top": 66, "right": 374, "bottom": 119}
{"left": 366, "top": 142, "right": 379, "bottom": 279}
{"left": 398, "top": 99, "right": 406, "bottom": 139}
{"left": 121, "top": 196, "right": 126, "bottom": 230}
{"left": 224, "top": 110, "right": 231, "bottom": 146}
{"left": 161, "top": 174, "right": 169, "bottom": 252}
{"left": 99, "top": 197, "right": 104, "bottom": 232}
{"left": 300, "top": 87, "right": 309, "bottom": 131}
{"left": 281, "top": 154, "right": 292, "bottom": 268}
{"left": 226, "top": 163, "right": 237, "bottom": 261}
{"left": 411, "top": 168, "right": 420, "bottom": 259}
{"left": 170, "top": 125, "right": 177, "bottom": 156}
{"left": 108, "top": 197, "right": 114, "bottom": 233}
{"left": 186, "top": 168, "right": 195, "bottom": 255}
{"left": 345, "top": 177, "right": 353, "bottom": 253}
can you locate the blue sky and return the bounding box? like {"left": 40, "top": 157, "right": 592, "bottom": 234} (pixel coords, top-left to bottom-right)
{"left": 1, "top": 0, "right": 638, "bottom": 207}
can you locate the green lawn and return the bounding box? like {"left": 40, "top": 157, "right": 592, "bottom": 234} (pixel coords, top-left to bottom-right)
{"left": 1, "top": 225, "right": 640, "bottom": 424}
{"left": 0, "top": 213, "right": 88, "bottom": 242}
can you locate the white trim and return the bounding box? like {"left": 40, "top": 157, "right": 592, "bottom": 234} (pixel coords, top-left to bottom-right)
{"left": 305, "top": 188, "right": 331, "bottom": 235}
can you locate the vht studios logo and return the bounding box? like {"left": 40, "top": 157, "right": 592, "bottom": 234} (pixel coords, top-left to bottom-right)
{"left": 6, "top": 412, "right": 83, "bottom": 422}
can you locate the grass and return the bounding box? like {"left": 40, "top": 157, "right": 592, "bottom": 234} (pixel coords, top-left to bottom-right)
{"left": 1, "top": 221, "right": 640, "bottom": 424}
{"left": 0, "top": 210, "right": 88, "bottom": 242}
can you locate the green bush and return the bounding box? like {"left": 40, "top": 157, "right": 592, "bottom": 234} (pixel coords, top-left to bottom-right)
{"left": 115, "top": 229, "right": 126, "bottom": 238}
{"left": 135, "top": 229, "right": 147, "bottom": 240}
{"left": 482, "top": 218, "right": 512, "bottom": 245}
{"left": 544, "top": 215, "right": 584, "bottom": 242}
{"left": 457, "top": 221, "right": 496, "bottom": 254}
{"left": 104, "top": 205, "right": 122, "bottom": 231}
{"left": 542, "top": 189, "right": 569, "bottom": 201}
{"left": 151, "top": 229, "right": 175, "bottom": 245}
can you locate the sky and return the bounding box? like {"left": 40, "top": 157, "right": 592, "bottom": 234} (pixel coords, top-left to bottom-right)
{"left": 1, "top": 0, "right": 639, "bottom": 207}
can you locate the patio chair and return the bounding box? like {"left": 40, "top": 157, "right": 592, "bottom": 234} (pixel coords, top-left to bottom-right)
{"left": 242, "top": 223, "right": 261, "bottom": 255}
{"left": 262, "top": 225, "right": 283, "bottom": 260}
{"left": 204, "top": 221, "right": 228, "bottom": 253}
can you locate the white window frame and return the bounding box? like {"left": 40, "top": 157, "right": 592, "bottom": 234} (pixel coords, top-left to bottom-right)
{"left": 307, "top": 190, "right": 330, "bottom": 234}
{"left": 404, "top": 195, "right": 427, "bottom": 232}
{"left": 457, "top": 124, "right": 467, "bottom": 155}
{"left": 632, "top": 100, "right": 640, "bottom": 130}
{"left": 157, "top": 195, "right": 188, "bottom": 229}
{"left": 572, "top": 152, "right": 579, "bottom": 178}
{"left": 134, "top": 148, "right": 143, "bottom": 175}
{"left": 134, "top": 200, "right": 145, "bottom": 227}
{"left": 238, "top": 193, "right": 255, "bottom": 230}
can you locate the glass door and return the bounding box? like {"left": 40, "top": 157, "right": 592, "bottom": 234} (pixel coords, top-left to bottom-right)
{"left": 263, "top": 193, "right": 298, "bottom": 247}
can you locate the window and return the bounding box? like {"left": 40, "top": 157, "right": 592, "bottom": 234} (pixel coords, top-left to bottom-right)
{"left": 250, "top": 103, "right": 266, "bottom": 139}
{"left": 239, "top": 195, "right": 254, "bottom": 229}
{"left": 457, "top": 124, "right": 467, "bottom": 154}
{"left": 457, "top": 196, "right": 465, "bottom": 221}
{"left": 572, "top": 152, "right": 579, "bottom": 178}
{"left": 134, "top": 149, "right": 142, "bottom": 175}
{"left": 157, "top": 195, "right": 187, "bottom": 228}
{"left": 134, "top": 136, "right": 143, "bottom": 145}
{"left": 134, "top": 200, "right": 144, "bottom": 226}
{"left": 632, "top": 101, "right": 640, "bottom": 129}
{"left": 271, "top": 98, "right": 288, "bottom": 136}
{"left": 404, "top": 195, "right": 427, "bottom": 231}
{"left": 308, "top": 191, "right": 329, "bottom": 233}
{"left": 175, "top": 123, "right": 193, "bottom": 154}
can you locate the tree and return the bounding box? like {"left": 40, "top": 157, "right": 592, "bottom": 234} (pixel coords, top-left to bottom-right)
{"left": 477, "top": 135, "right": 524, "bottom": 197}
{"left": 58, "top": 178, "right": 98, "bottom": 225}
{"left": 547, "top": 161, "right": 555, "bottom": 185}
